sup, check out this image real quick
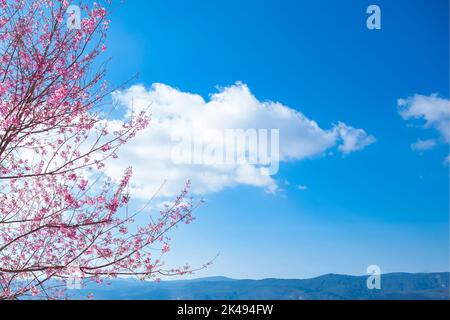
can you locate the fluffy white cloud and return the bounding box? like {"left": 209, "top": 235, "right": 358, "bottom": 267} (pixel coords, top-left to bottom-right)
{"left": 335, "top": 122, "right": 376, "bottom": 155}
{"left": 410, "top": 138, "right": 437, "bottom": 152}
{"left": 398, "top": 94, "right": 449, "bottom": 161}
{"left": 398, "top": 94, "right": 449, "bottom": 142}
{"left": 106, "top": 82, "right": 374, "bottom": 198}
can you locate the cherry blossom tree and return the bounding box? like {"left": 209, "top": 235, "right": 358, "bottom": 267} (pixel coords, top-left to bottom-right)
{"left": 0, "top": 0, "right": 202, "bottom": 300}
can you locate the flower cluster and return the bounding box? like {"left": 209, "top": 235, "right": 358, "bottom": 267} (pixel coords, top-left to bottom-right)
{"left": 0, "top": 0, "right": 200, "bottom": 300}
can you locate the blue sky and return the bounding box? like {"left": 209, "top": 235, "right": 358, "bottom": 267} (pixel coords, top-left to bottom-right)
{"left": 103, "top": 0, "right": 449, "bottom": 279}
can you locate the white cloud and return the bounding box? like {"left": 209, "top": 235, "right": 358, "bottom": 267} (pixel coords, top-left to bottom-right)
{"left": 335, "top": 122, "right": 376, "bottom": 155}
{"left": 398, "top": 94, "right": 450, "bottom": 143}
{"left": 297, "top": 185, "right": 308, "bottom": 191}
{"left": 410, "top": 138, "right": 437, "bottom": 152}
{"left": 398, "top": 94, "right": 449, "bottom": 163}
{"left": 106, "top": 82, "right": 374, "bottom": 198}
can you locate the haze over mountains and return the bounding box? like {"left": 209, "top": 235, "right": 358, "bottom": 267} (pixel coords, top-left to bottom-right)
{"left": 69, "top": 272, "right": 449, "bottom": 300}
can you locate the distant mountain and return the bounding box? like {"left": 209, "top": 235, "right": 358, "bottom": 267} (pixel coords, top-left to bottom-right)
{"left": 68, "top": 272, "right": 449, "bottom": 300}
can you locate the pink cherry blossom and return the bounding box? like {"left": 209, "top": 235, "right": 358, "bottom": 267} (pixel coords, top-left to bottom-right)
{"left": 0, "top": 0, "right": 205, "bottom": 300}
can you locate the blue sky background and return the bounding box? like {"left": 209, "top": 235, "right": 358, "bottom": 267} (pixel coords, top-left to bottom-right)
{"left": 104, "top": 0, "right": 449, "bottom": 279}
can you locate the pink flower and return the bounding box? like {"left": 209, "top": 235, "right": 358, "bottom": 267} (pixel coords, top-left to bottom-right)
{"left": 162, "top": 243, "right": 170, "bottom": 253}
{"left": 30, "top": 286, "right": 40, "bottom": 296}
{"left": 79, "top": 179, "right": 89, "bottom": 191}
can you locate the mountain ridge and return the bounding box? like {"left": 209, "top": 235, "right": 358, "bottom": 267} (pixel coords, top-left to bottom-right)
{"left": 68, "top": 272, "right": 450, "bottom": 300}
